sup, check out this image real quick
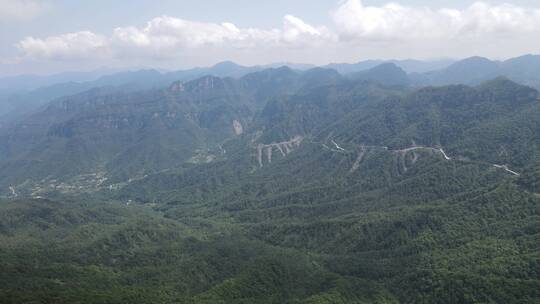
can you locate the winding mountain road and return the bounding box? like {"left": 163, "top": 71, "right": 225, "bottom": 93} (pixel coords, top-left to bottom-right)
{"left": 325, "top": 140, "right": 520, "bottom": 176}
{"left": 493, "top": 164, "right": 520, "bottom": 176}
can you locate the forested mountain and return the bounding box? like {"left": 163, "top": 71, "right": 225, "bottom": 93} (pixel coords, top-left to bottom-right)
{"left": 1, "top": 61, "right": 540, "bottom": 303}
{"left": 351, "top": 63, "right": 410, "bottom": 86}
{"left": 113, "top": 77, "right": 540, "bottom": 203}
{"left": 0, "top": 62, "right": 261, "bottom": 126}
{"left": 415, "top": 55, "right": 540, "bottom": 88}
{"left": 327, "top": 54, "right": 540, "bottom": 89}
{"left": 4, "top": 54, "right": 540, "bottom": 129}
{"left": 0, "top": 77, "right": 248, "bottom": 195}
{"left": 325, "top": 58, "right": 455, "bottom": 74}
{"left": 0, "top": 67, "right": 347, "bottom": 197}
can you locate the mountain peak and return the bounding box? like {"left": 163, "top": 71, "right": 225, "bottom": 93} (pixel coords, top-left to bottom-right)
{"left": 461, "top": 56, "right": 492, "bottom": 62}
{"left": 447, "top": 56, "right": 499, "bottom": 71}
{"left": 370, "top": 62, "right": 402, "bottom": 72}
{"left": 211, "top": 61, "right": 243, "bottom": 69}
{"left": 274, "top": 66, "right": 294, "bottom": 73}
{"left": 353, "top": 62, "right": 409, "bottom": 85}
{"left": 479, "top": 76, "right": 514, "bottom": 85}
{"left": 478, "top": 76, "right": 528, "bottom": 91}
{"left": 478, "top": 76, "right": 539, "bottom": 103}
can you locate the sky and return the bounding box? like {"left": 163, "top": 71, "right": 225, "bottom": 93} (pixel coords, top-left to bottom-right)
{"left": 1, "top": 0, "right": 540, "bottom": 76}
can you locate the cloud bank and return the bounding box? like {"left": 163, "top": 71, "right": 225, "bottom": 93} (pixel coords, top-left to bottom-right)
{"left": 18, "top": 31, "right": 109, "bottom": 60}
{"left": 332, "top": 0, "right": 540, "bottom": 41}
{"left": 12, "top": 1, "right": 540, "bottom": 65}
{"left": 110, "top": 15, "right": 334, "bottom": 57}
{"left": 17, "top": 14, "right": 335, "bottom": 61}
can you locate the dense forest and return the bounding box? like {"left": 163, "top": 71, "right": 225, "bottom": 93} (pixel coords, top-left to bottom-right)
{"left": 1, "top": 64, "right": 540, "bottom": 303}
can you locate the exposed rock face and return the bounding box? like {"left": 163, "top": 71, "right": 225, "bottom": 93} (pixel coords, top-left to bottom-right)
{"left": 233, "top": 120, "right": 244, "bottom": 135}
{"left": 256, "top": 135, "right": 304, "bottom": 167}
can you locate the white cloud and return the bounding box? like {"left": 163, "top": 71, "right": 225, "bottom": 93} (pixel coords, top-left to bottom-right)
{"left": 281, "top": 15, "right": 335, "bottom": 45}
{"left": 111, "top": 15, "right": 334, "bottom": 56}
{"left": 17, "top": 15, "right": 334, "bottom": 61}
{"left": 17, "top": 31, "right": 109, "bottom": 60}
{"left": 0, "top": 0, "right": 46, "bottom": 21}
{"left": 11, "top": 1, "right": 540, "bottom": 66}
{"left": 332, "top": 0, "right": 540, "bottom": 41}
{"left": 111, "top": 15, "right": 280, "bottom": 56}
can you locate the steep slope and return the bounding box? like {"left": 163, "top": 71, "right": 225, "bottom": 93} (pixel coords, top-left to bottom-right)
{"left": 0, "top": 198, "right": 401, "bottom": 304}
{"left": 103, "top": 77, "right": 540, "bottom": 303}
{"left": 323, "top": 78, "right": 540, "bottom": 170}
{"left": 0, "top": 67, "right": 351, "bottom": 197}
{"left": 0, "top": 76, "right": 255, "bottom": 196}
{"left": 114, "top": 78, "right": 539, "bottom": 202}
{"left": 500, "top": 54, "right": 540, "bottom": 88}
{"left": 0, "top": 70, "right": 166, "bottom": 126}
{"left": 107, "top": 79, "right": 540, "bottom": 215}
{"left": 1, "top": 75, "right": 540, "bottom": 303}
{"left": 0, "top": 62, "right": 261, "bottom": 127}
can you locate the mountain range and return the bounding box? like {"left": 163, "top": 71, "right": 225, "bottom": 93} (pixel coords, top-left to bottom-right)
{"left": 1, "top": 54, "right": 540, "bottom": 303}
{"left": 4, "top": 55, "right": 540, "bottom": 126}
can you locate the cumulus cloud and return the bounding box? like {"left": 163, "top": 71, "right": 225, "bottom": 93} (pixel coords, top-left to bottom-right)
{"left": 17, "top": 31, "right": 109, "bottom": 60}
{"left": 0, "top": 0, "right": 46, "bottom": 21}
{"left": 110, "top": 15, "right": 335, "bottom": 57}
{"left": 12, "top": 1, "right": 540, "bottom": 65}
{"left": 111, "top": 16, "right": 280, "bottom": 56}
{"left": 17, "top": 15, "right": 334, "bottom": 61}
{"left": 332, "top": 0, "right": 540, "bottom": 41}
{"left": 281, "top": 15, "right": 335, "bottom": 45}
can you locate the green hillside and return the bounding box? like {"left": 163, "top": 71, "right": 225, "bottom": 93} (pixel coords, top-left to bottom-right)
{"left": 0, "top": 70, "right": 539, "bottom": 303}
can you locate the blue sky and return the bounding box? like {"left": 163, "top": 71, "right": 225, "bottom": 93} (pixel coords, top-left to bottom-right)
{"left": 2, "top": 0, "right": 540, "bottom": 76}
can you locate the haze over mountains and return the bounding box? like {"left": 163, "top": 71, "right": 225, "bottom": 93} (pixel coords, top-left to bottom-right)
{"left": 4, "top": 0, "right": 540, "bottom": 300}
{"left": 3, "top": 54, "right": 540, "bottom": 127}
{"left": 1, "top": 53, "right": 540, "bottom": 303}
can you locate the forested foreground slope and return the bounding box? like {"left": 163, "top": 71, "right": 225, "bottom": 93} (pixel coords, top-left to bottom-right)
{"left": 1, "top": 74, "right": 540, "bottom": 303}
{"left": 2, "top": 174, "right": 539, "bottom": 303}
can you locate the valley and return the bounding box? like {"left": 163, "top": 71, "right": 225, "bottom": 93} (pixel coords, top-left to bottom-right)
{"left": 3, "top": 0, "right": 540, "bottom": 301}
{"left": 1, "top": 60, "right": 539, "bottom": 304}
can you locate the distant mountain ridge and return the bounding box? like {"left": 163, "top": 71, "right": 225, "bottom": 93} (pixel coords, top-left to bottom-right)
{"left": 0, "top": 62, "right": 262, "bottom": 126}
{"left": 351, "top": 63, "right": 410, "bottom": 86}
{"left": 0, "top": 66, "right": 350, "bottom": 196}
{"left": 1, "top": 58, "right": 540, "bottom": 303}
{"left": 3, "top": 54, "right": 540, "bottom": 130}
{"left": 325, "top": 58, "right": 455, "bottom": 74}
{"left": 415, "top": 54, "right": 540, "bottom": 88}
